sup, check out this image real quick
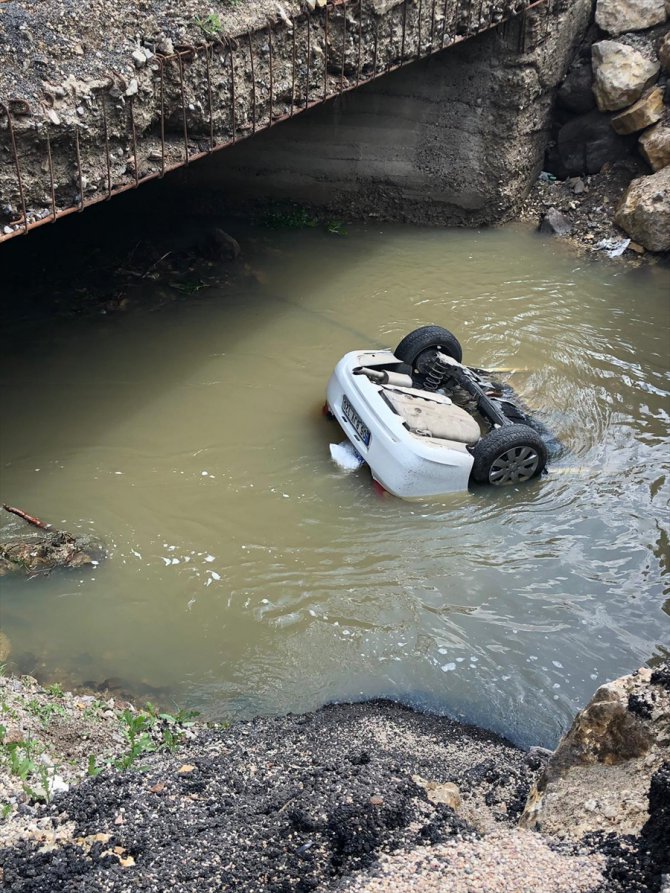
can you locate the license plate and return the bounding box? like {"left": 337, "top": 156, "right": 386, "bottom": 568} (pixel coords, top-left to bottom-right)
{"left": 342, "top": 394, "right": 371, "bottom": 446}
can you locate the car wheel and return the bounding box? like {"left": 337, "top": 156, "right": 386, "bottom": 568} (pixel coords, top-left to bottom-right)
{"left": 394, "top": 325, "right": 463, "bottom": 368}
{"left": 471, "top": 425, "right": 548, "bottom": 486}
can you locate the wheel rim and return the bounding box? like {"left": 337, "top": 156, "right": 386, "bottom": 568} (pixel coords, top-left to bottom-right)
{"left": 489, "top": 445, "right": 540, "bottom": 485}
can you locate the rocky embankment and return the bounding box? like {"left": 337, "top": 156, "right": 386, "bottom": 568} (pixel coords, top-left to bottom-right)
{"left": 0, "top": 663, "right": 668, "bottom": 892}
{"left": 522, "top": 0, "right": 670, "bottom": 258}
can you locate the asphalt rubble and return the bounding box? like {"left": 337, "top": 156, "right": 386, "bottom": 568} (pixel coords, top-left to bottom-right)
{"left": 0, "top": 667, "right": 668, "bottom": 893}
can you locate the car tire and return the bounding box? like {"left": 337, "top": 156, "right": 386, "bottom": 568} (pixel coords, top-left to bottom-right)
{"left": 394, "top": 325, "right": 463, "bottom": 367}
{"left": 471, "top": 425, "right": 548, "bottom": 486}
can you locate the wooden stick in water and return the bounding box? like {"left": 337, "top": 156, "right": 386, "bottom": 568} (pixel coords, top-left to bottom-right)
{"left": 2, "top": 505, "right": 52, "bottom": 531}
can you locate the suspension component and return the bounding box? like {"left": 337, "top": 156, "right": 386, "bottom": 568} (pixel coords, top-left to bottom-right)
{"left": 422, "top": 351, "right": 451, "bottom": 391}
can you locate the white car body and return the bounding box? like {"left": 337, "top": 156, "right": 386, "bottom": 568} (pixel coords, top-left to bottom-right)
{"left": 326, "top": 349, "right": 478, "bottom": 499}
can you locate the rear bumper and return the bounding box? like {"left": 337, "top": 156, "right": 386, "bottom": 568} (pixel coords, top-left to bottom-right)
{"left": 326, "top": 350, "right": 474, "bottom": 499}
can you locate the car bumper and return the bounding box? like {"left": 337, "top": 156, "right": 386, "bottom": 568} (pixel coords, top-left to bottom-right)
{"left": 326, "top": 350, "right": 474, "bottom": 499}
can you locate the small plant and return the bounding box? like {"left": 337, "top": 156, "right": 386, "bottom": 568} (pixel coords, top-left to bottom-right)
{"left": 194, "top": 13, "right": 223, "bottom": 38}
{"left": 87, "top": 754, "right": 103, "bottom": 778}
{"left": 261, "top": 205, "right": 319, "bottom": 230}
{"left": 171, "top": 279, "right": 206, "bottom": 295}
{"left": 111, "top": 704, "right": 200, "bottom": 769}
{"left": 326, "top": 220, "right": 347, "bottom": 236}
{"left": 44, "top": 682, "right": 64, "bottom": 698}
{"left": 113, "top": 709, "right": 157, "bottom": 770}
{"left": 26, "top": 699, "right": 68, "bottom": 726}
{"left": 1, "top": 803, "right": 12, "bottom": 820}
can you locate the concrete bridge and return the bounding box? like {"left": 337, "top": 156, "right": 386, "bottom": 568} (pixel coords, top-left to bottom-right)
{"left": 0, "top": 0, "right": 587, "bottom": 244}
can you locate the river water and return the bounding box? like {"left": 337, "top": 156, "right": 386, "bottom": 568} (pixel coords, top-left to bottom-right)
{"left": 1, "top": 222, "right": 668, "bottom": 748}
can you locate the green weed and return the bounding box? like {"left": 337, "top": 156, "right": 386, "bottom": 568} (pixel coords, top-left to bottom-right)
{"left": 262, "top": 205, "right": 319, "bottom": 230}
{"left": 194, "top": 13, "right": 223, "bottom": 38}
{"left": 170, "top": 279, "right": 206, "bottom": 295}
{"left": 326, "top": 220, "right": 347, "bottom": 236}
{"left": 44, "top": 683, "right": 64, "bottom": 698}
{"left": 87, "top": 754, "right": 103, "bottom": 778}
{"left": 26, "top": 699, "right": 68, "bottom": 726}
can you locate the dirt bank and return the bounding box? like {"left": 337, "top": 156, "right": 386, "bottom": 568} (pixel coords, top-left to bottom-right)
{"left": 1, "top": 668, "right": 668, "bottom": 892}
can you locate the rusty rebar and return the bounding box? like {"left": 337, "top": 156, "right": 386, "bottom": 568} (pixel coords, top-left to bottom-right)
{"left": 306, "top": 13, "right": 311, "bottom": 107}
{"left": 205, "top": 46, "right": 215, "bottom": 149}
{"left": 158, "top": 57, "right": 166, "bottom": 176}
{"left": 44, "top": 125, "right": 57, "bottom": 220}
{"left": 230, "top": 47, "right": 237, "bottom": 141}
{"left": 441, "top": 0, "right": 449, "bottom": 47}
{"left": 519, "top": 8, "right": 527, "bottom": 53}
{"left": 248, "top": 32, "right": 257, "bottom": 132}
{"left": 357, "top": 2, "right": 362, "bottom": 83}
{"left": 340, "top": 1, "right": 347, "bottom": 92}
{"left": 129, "top": 98, "right": 140, "bottom": 186}
{"left": 268, "top": 26, "right": 274, "bottom": 125}
{"left": 324, "top": 4, "right": 329, "bottom": 100}
{"left": 373, "top": 17, "right": 378, "bottom": 76}
{"left": 177, "top": 55, "right": 189, "bottom": 162}
{"left": 291, "top": 15, "right": 296, "bottom": 115}
{"left": 73, "top": 126, "right": 85, "bottom": 209}
{"left": 417, "top": 0, "right": 423, "bottom": 57}
{"left": 386, "top": 6, "right": 394, "bottom": 72}
{"left": 0, "top": 103, "right": 28, "bottom": 233}
{"left": 100, "top": 97, "right": 112, "bottom": 197}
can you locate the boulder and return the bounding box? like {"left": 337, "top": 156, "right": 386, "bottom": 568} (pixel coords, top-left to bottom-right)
{"left": 611, "top": 87, "right": 665, "bottom": 134}
{"left": 556, "top": 59, "right": 596, "bottom": 114}
{"left": 520, "top": 664, "right": 670, "bottom": 838}
{"left": 554, "top": 109, "right": 636, "bottom": 176}
{"left": 595, "top": 0, "right": 667, "bottom": 35}
{"left": 659, "top": 31, "right": 670, "bottom": 71}
{"left": 639, "top": 122, "right": 670, "bottom": 170}
{"left": 592, "top": 41, "right": 660, "bottom": 111}
{"left": 539, "top": 207, "right": 573, "bottom": 235}
{"left": 615, "top": 165, "right": 670, "bottom": 251}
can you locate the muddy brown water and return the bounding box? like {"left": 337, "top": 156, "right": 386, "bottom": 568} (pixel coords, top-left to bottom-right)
{"left": 1, "top": 222, "right": 668, "bottom": 747}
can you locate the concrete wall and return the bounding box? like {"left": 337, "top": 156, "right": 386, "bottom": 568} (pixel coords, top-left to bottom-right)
{"left": 179, "top": 0, "right": 594, "bottom": 226}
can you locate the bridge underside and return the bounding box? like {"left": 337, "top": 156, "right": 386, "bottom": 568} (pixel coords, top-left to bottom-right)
{"left": 0, "top": 0, "right": 575, "bottom": 244}
{"left": 0, "top": 0, "right": 551, "bottom": 240}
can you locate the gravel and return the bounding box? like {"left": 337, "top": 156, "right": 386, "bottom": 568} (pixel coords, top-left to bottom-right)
{"left": 337, "top": 829, "right": 606, "bottom": 893}
{"left": 0, "top": 0, "right": 304, "bottom": 105}
{"left": 1, "top": 689, "right": 667, "bottom": 892}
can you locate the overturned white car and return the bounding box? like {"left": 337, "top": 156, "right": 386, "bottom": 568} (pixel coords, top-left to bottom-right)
{"left": 325, "top": 326, "right": 550, "bottom": 500}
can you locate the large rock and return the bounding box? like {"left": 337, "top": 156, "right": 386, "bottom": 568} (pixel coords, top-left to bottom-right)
{"left": 639, "top": 122, "right": 670, "bottom": 170}
{"left": 611, "top": 87, "right": 665, "bottom": 134}
{"left": 592, "top": 41, "right": 660, "bottom": 111}
{"left": 615, "top": 166, "right": 670, "bottom": 250}
{"left": 521, "top": 664, "right": 670, "bottom": 838}
{"left": 539, "top": 207, "right": 573, "bottom": 235}
{"left": 554, "top": 109, "right": 636, "bottom": 176}
{"left": 595, "top": 0, "right": 667, "bottom": 35}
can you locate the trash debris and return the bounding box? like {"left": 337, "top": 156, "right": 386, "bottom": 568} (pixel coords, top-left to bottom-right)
{"left": 329, "top": 441, "right": 364, "bottom": 472}
{"left": 594, "top": 237, "right": 630, "bottom": 257}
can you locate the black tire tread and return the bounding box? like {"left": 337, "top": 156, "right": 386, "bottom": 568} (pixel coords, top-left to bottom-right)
{"left": 394, "top": 325, "right": 463, "bottom": 366}
{"left": 471, "top": 424, "right": 548, "bottom": 485}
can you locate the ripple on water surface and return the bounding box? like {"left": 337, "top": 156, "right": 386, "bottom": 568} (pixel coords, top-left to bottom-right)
{"left": 1, "top": 224, "right": 668, "bottom": 747}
